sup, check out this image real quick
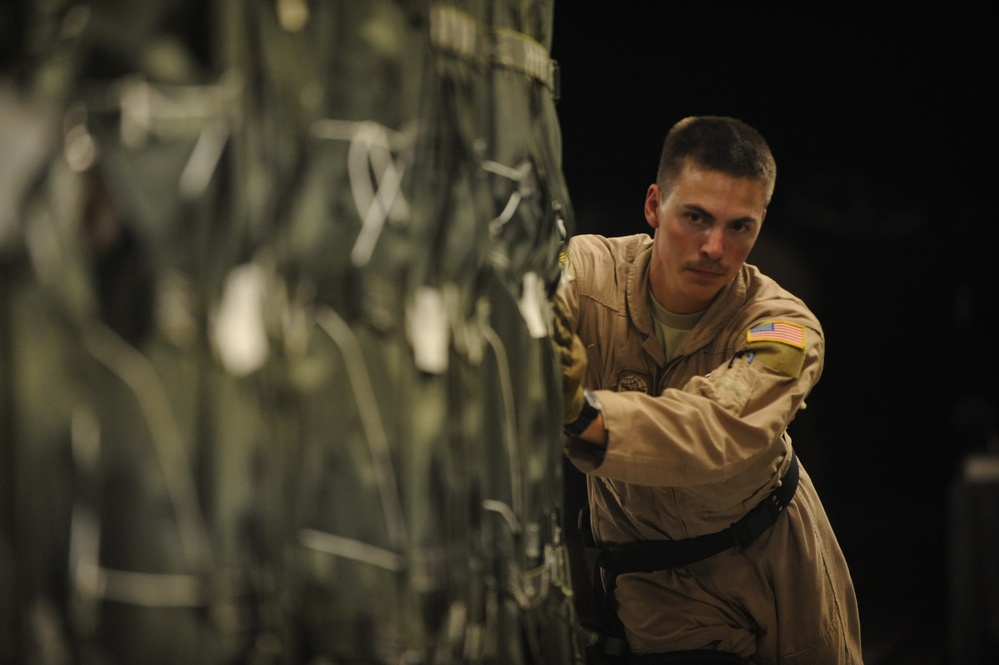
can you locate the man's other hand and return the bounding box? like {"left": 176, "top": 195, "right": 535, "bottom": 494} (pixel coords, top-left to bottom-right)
{"left": 552, "top": 298, "right": 587, "bottom": 424}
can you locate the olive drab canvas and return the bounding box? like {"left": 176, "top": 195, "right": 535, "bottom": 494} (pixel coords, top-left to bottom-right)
{"left": 1, "top": 1, "right": 581, "bottom": 663}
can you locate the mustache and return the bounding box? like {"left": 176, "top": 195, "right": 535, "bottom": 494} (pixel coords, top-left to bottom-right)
{"left": 685, "top": 260, "right": 726, "bottom": 274}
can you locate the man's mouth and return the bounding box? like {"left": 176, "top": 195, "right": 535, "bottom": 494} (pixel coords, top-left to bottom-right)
{"left": 687, "top": 265, "right": 725, "bottom": 277}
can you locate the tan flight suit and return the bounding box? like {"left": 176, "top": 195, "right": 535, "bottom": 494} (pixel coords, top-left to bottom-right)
{"left": 558, "top": 234, "right": 863, "bottom": 664}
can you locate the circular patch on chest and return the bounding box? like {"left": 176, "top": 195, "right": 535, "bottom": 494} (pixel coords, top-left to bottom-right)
{"left": 616, "top": 370, "right": 651, "bottom": 394}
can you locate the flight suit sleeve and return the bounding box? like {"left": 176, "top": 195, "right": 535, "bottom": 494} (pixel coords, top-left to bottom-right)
{"left": 554, "top": 246, "right": 580, "bottom": 322}
{"left": 571, "top": 316, "right": 824, "bottom": 487}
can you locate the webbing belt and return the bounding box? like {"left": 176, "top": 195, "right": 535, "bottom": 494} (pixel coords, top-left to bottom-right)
{"left": 583, "top": 453, "right": 799, "bottom": 660}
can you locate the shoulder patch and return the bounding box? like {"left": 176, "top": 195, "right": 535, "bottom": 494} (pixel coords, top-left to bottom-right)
{"left": 743, "top": 341, "right": 805, "bottom": 377}
{"left": 746, "top": 321, "right": 805, "bottom": 349}
{"left": 559, "top": 250, "right": 576, "bottom": 282}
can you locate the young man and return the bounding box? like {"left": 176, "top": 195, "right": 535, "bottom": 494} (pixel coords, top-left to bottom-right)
{"left": 554, "top": 116, "right": 862, "bottom": 664}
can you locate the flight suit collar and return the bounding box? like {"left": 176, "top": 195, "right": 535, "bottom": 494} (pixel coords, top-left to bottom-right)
{"left": 624, "top": 236, "right": 750, "bottom": 363}
{"left": 624, "top": 239, "right": 665, "bottom": 365}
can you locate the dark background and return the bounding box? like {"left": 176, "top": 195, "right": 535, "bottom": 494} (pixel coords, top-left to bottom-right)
{"left": 1, "top": 2, "right": 994, "bottom": 662}
{"left": 552, "top": 5, "right": 997, "bottom": 663}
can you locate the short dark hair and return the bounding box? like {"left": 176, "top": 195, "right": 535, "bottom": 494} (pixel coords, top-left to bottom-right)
{"left": 657, "top": 116, "right": 777, "bottom": 206}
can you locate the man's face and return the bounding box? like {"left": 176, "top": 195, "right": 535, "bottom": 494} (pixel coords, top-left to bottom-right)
{"left": 644, "top": 162, "right": 768, "bottom": 314}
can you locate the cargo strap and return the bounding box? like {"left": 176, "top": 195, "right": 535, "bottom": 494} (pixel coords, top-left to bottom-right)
{"left": 582, "top": 453, "right": 799, "bottom": 661}
{"left": 430, "top": 5, "right": 560, "bottom": 96}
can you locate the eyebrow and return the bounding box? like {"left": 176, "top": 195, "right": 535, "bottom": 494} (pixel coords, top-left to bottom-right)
{"left": 682, "top": 204, "right": 759, "bottom": 226}
{"left": 683, "top": 204, "right": 714, "bottom": 220}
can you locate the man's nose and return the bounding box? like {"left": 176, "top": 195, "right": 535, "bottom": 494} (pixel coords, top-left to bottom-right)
{"left": 700, "top": 226, "right": 725, "bottom": 259}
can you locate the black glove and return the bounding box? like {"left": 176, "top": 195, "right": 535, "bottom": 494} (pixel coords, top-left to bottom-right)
{"left": 551, "top": 297, "right": 588, "bottom": 424}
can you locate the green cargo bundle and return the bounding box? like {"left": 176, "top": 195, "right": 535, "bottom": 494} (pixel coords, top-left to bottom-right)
{"left": 1, "top": 2, "right": 581, "bottom": 663}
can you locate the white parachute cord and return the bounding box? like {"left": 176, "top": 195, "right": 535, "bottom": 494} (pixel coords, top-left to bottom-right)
{"left": 310, "top": 118, "right": 412, "bottom": 269}
{"left": 482, "top": 159, "right": 533, "bottom": 237}
{"left": 297, "top": 528, "right": 405, "bottom": 573}
{"left": 478, "top": 308, "right": 523, "bottom": 519}
{"left": 80, "top": 322, "right": 213, "bottom": 575}
{"left": 315, "top": 306, "right": 409, "bottom": 553}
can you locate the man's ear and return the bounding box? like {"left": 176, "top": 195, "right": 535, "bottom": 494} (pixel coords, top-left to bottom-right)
{"left": 644, "top": 184, "right": 661, "bottom": 229}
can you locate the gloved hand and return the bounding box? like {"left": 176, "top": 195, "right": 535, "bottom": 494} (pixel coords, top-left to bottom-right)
{"left": 551, "top": 297, "right": 588, "bottom": 424}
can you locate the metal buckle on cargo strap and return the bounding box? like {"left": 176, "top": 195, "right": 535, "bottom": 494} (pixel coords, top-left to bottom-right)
{"left": 492, "top": 27, "right": 559, "bottom": 95}
{"left": 430, "top": 6, "right": 484, "bottom": 65}
{"left": 429, "top": 5, "right": 560, "bottom": 96}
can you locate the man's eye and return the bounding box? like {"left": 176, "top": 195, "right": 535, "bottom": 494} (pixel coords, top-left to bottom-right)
{"left": 687, "top": 212, "right": 703, "bottom": 224}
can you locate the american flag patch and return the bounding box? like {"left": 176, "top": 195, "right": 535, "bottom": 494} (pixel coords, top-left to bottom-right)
{"left": 746, "top": 321, "right": 805, "bottom": 349}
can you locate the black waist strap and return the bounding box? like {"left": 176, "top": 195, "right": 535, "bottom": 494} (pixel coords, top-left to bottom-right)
{"left": 600, "top": 451, "right": 799, "bottom": 576}
{"left": 583, "top": 453, "right": 800, "bottom": 657}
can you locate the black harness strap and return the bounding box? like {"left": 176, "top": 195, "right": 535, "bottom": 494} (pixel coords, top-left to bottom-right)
{"left": 585, "top": 453, "right": 799, "bottom": 660}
